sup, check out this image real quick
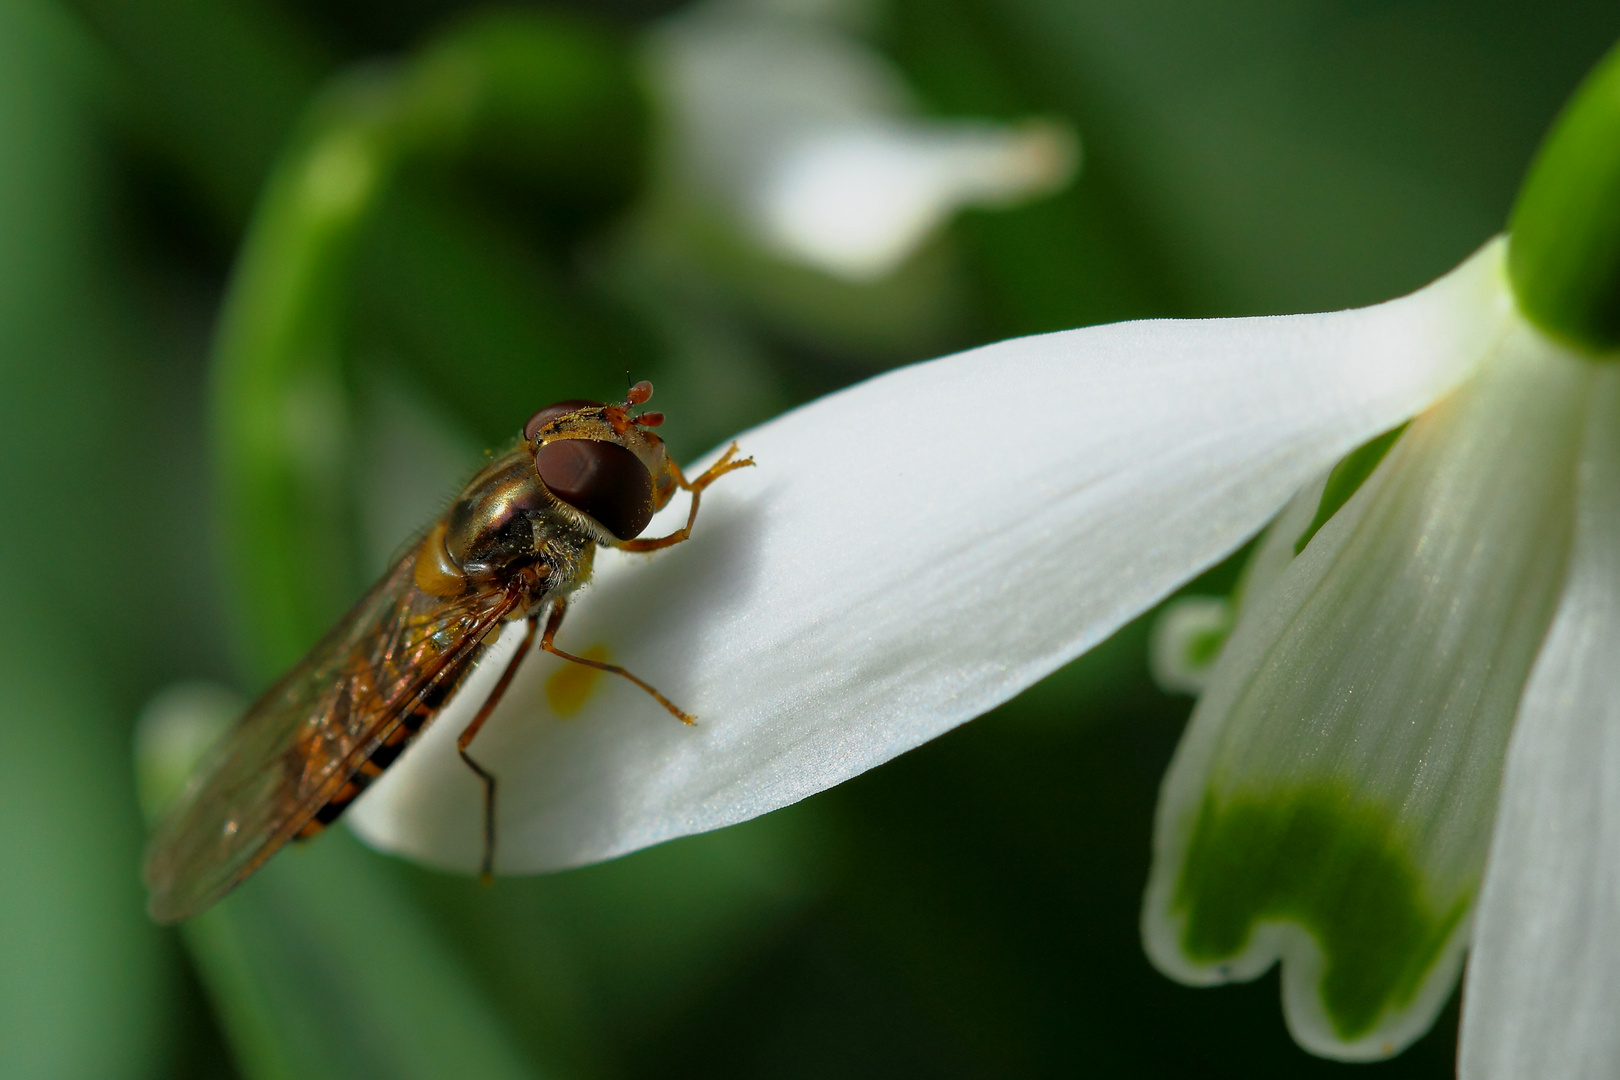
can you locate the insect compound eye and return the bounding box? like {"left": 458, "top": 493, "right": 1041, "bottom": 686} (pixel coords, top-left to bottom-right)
{"left": 535, "top": 438, "right": 656, "bottom": 540}
{"left": 524, "top": 400, "right": 602, "bottom": 442}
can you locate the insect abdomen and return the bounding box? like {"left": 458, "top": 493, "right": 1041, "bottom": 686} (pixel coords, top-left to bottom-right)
{"left": 294, "top": 660, "right": 472, "bottom": 840}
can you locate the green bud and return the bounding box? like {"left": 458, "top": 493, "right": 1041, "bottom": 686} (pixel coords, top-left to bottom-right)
{"left": 1509, "top": 40, "right": 1620, "bottom": 355}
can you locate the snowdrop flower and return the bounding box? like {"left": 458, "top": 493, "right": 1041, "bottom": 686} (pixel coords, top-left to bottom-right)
{"left": 644, "top": 0, "right": 1076, "bottom": 280}
{"left": 1138, "top": 45, "right": 1620, "bottom": 1074}
{"left": 347, "top": 229, "right": 1508, "bottom": 877}
{"left": 346, "top": 37, "right": 1620, "bottom": 1080}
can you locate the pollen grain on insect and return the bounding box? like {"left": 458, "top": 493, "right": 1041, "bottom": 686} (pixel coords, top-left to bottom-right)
{"left": 546, "top": 644, "right": 610, "bottom": 717}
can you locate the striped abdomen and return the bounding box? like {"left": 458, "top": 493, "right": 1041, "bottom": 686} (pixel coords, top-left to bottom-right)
{"left": 294, "top": 654, "right": 478, "bottom": 840}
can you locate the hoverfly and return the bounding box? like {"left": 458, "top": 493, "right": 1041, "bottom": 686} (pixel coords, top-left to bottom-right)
{"left": 144, "top": 382, "right": 752, "bottom": 922}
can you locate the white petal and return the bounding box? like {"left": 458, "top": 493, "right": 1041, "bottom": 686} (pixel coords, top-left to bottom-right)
{"left": 755, "top": 120, "right": 1076, "bottom": 280}
{"left": 1148, "top": 471, "right": 1328, "bottom": 696}
{"left": 1142, "top": 307, "right": 1591, "bottom": 1060}
{"left": 347, "top": 239, "right": 1512, "bottom": 875}
{"left": 646, "top": 8, "right": 1075, "bottom": 280}
{"left": 1459, "top": 367, "right": 1620, "bottom": 1080}
{"left": 648, "top": 13, "right": 912, "bottom": 210}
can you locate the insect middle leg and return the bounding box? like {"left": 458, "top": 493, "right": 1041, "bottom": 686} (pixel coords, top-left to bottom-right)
{"left": 541, "top": 597, "right": 696, "bottom": 725}
{"left": 456, "top": 611, "right": 540, "bottom": 883}
{"left": 616, "top": 442, "right": 754, "bottom": 553}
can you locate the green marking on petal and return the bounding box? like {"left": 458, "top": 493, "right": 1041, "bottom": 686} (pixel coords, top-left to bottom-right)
{"left": 1294, "top": 424, "right": 1406, "bottom": 556}
{"left": 1175, "top": 785, "right": 1469, "bottom": 1041}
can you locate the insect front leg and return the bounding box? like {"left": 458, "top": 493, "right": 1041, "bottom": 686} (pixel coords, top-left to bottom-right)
{"left": 616, "top": 442, "right": 754, "bottom": 553}
{"left": 455, "top": 612, "right": 540, "bottom": 882}
{"left": 540, "top": 597, "right": 696, "bottom": 724}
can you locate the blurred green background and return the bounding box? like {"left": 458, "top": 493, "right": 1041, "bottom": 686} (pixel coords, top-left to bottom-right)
{"left": 4, "top": 0, "right": 1617, "bottom": 1076}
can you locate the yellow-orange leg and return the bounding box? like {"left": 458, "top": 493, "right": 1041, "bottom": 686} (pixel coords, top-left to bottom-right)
{"left": 456, "top": 612, "right": 541, "bottom": 883}
{"left": 617, "top": 443, "right": 754, "bottom": 553}
{"left": 541, "top": 598, "right": 696, "bottom": 725}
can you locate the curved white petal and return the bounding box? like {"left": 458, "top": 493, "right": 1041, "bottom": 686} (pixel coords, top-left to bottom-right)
{"left": 348, "top": 239, "right": 1511, "bottom": 875}
{"left": 1460, "top": 368, "right": 1620, "bottom": 1080}
{"left": 646, "top": 7, "right": 1076, "bottom": 279}
{"left": 1143, "top": 304, "right": 1590, "bottom": 1061}
{"left": 756, "top": 120, "right": 1076, "bottom": 280}
{"left": 1148, "top": 471, "right": 1328, "bottom": 696}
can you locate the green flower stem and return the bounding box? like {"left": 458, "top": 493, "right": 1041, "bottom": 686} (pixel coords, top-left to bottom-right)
{"left": 211, "top": 14, "right": 646, "bottom": 681}
{"left": 1509, "top": 38, "right": 1620, "bottom": 354}
{"left": 212, "top": 72, "right": 399, "bottom": 681}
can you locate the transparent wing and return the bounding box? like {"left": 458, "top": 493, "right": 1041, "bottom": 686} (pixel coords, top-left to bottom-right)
{"left": 143, "top": 542, "right": 518, "bottom": 922}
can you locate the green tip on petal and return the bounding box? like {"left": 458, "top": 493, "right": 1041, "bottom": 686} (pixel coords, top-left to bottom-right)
{"left": 1176, "top": 786, "right": 1469, "bottom": 1042}
{"left": 1509, "top": 39, "right": 1620, "bottom": 355}
{"left": 1146, "top": 318, "right": 1588, "bottom": 1061}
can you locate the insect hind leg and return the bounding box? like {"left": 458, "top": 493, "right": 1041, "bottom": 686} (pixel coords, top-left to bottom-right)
{"left": 455, "top": 612, "right": 541, "bottom": 883}
{"left": 541, "top": 598, "right": 695, "bottom": 724}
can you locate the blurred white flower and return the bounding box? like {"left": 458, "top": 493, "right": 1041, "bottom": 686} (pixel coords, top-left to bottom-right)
{"left": 135, "top": 682, "right": 247, "bottom": 821}
{"left": 645, "top": 0, "right": 1077, "bottom": 280}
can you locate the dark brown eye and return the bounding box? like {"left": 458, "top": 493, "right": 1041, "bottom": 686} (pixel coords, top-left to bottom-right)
{"left": 524, "top": 400, "right": 602, "bottom": 442}
{"left": 535, "top": 439, "right": 655, "bottom": 539}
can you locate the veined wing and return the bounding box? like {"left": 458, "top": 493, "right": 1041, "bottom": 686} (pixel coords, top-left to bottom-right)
{"left": 143, "top": 543, "right": 519, "bottom": 922}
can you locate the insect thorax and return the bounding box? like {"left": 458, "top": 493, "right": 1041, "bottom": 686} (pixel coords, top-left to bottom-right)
{"left": 527, "top": 499, "right": 597, "bottom": 608}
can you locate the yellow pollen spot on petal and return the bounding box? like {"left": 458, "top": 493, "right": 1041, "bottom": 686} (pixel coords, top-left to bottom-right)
{"left": 545, "top": 645, "right": 609, "bottom": 718}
